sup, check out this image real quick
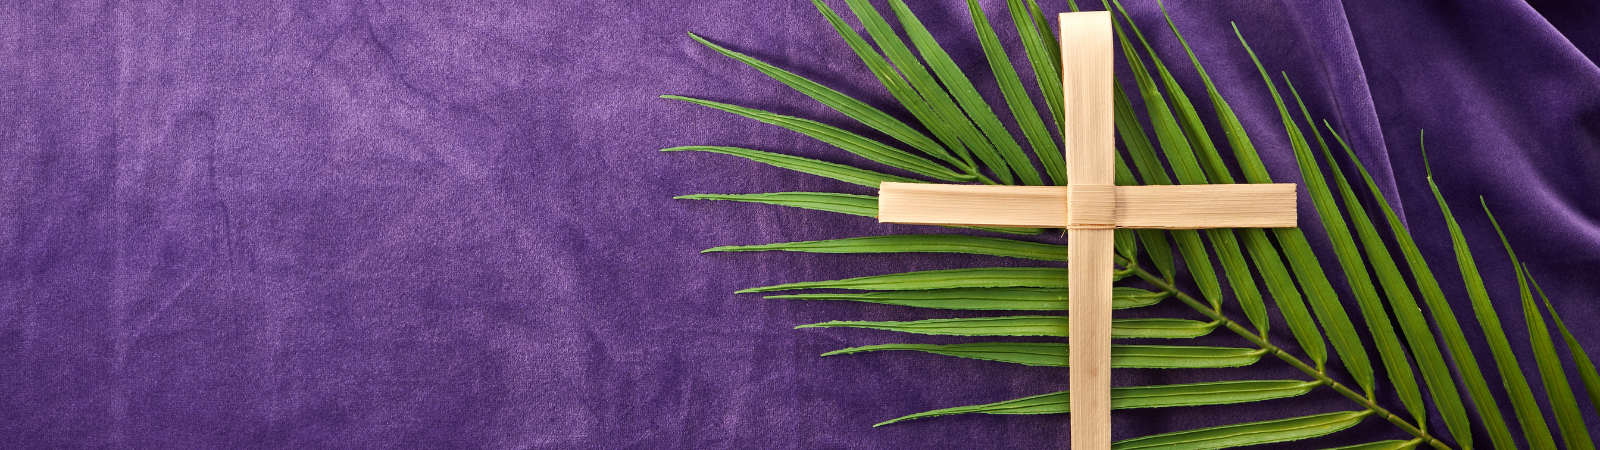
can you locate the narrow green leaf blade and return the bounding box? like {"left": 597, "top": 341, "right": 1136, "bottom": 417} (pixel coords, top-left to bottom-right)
{"left": 1241, "top": 228, "right": 1327, "bottom": 366}
{"left": 663, "top": 96, "right": 969, "bottom": 181}
{"left": 843, "top": 0, "right": 1010, "bottom": 183}
{"left": 1156, "top": 5, "right": 1327, "bottom": 368}
{"left": 1108, "top": 80, "right": 1176, "bottom": 281}
{"left": 739, "top": 267, "right": 1113, "bottom": 293}
{"left": 1006, "top": 0, "right": 1063, "bottom": 131}
{"left": 812, "top": 0, "right": 975, "bottom": 170}
{"left": 1109, "top": 379, "right": 1321, "bottom": 410}
{"left": 879, "top": 390, "right": 1072, "bottom": 426}
{"left": 1113, "top": 81, "right": 1174, "bottom": 186}
{"left": 675, "top": 192, "right": 877, "bottom": 217}
{"left": 1484, "top": 206, "right": 1571, "bottom": 449}
{"left": 1525, "top": 274, "right": 1597, "bottom": 450}
{"left": 968, "top": 0, "right": 1064, "bottom": 185}
{"left": 704, "top": 235, "right": 1068, "bottom": 260}
{"left": 799, "top": 316, "right": 1218, "bottom": 339}
{"left": 824, "top": 342, "right": 1266, "bottom": 368}
{"left": 1323, "top": 440, "right": 1422, "bottom": 450}
{"left": 1319, "top": 126, "right": 1470, "bottom": 444}
{"left": 688, "top": 32, "right": 958, "bottom": 166}
{"left": 663, "top": 146, "right": 919, "bottom": 187}
{"left": 1272, "top": 69, "right": 1424, "bottom": 424}
{"left": 887, "top": 0, "right": 1044, "bottom": 185}
{"left": 1137, "top": 229, "right": 1175, "bottom": 283}
{"left": 1112, "top": 410, "right": 1371, "bottom": 450}
{"left": 766, "top": 286, "right": 1167, "bottom": 311}
{"left": 1236, "top": 27, "right": 1377, "bottom": 396}
{"left": 1110, "top": 3, "right": 1266, "bottom": 334}
{"left": 875, "top": 380, "right": 1319, "bottom": 426}
{"left": 1427, "top": 159, "right": 1554, "bottom": 448}
{"left": 1108, "top": 12, "right": 1223, "bottom": 309}
{"left": 1540, "top": 280, "right": 1600, "bottom": 416}
{"left": 1343, "top": 131, "right": 1511, "bottom": 448}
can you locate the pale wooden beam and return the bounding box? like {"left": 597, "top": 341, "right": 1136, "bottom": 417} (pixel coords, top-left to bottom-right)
{"left": 1114, "top": 184, "right": 1296, "bottom": 228}
{"left": 1061, "top": 10, "right": 1115, "bottom": 450}
{"left": 878, "top": 184, "right": 1068, "bottom": 228}
{"left": 878, "top": 183, "right": 1297, "bottom": 229}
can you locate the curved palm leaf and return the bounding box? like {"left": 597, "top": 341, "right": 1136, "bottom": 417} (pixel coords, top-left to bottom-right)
{"left": 667, "top": 2, "right": 1600, "bottom": 449}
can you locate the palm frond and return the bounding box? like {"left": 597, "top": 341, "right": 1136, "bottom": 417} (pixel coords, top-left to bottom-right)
{"left": 663, "top": 96, "right": 970, "bottom": 181}
{"left": 1234, "top": 25, "right": 1377, "bottom": 399}
{"left": 876, "top": 380, "right": 1319, "bottom": 426}
{"left": 1111, "top": 410, "right": 1370, "bottom": 450}
{"left": 823, "top": 343, "right": 1266, "bottom": 369}
{"left": 1537, "top": 277, "right": 1600, "bottom": 415}
{"left": 1484, "top": 205, "right": 1588, "bottom": 449}
{"left": 662, "top": 146, "right": 919, "bottom": 187}
{"left": 1424, "top": 154, "right": 1556, "bottom": 448}
{"left": 798, "top": 316, "right": 1217, "bottom": 338}
{"left": 884, "top": 0, "right": 1045, "bottom": 185}
{"left": 705, "top": 235, "right": 1068, "bottom": 260}
{"left": 764, "top": 286, "right": 1166, "bottom": 311}
{"left": 1340, "top": 130, "right": 1515, "bottom": 448}
{"left": 667, "top": 2, "right": 1600, "bottom": 448}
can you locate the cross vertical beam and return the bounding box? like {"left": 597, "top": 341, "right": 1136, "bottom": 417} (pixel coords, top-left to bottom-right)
{"left": 1061, "top": 11, "right": 1114, "bottom": 450}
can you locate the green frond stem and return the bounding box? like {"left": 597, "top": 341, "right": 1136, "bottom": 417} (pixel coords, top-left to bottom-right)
{"left": 1121, "top": 261, "right": 1452, "bottom": 450}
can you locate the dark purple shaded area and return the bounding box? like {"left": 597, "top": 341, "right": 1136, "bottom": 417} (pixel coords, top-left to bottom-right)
{"left": 2, "top": 1, "right": 1597, "bottom": 448}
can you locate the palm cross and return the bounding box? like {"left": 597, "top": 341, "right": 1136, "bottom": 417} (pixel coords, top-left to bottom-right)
{"left": 876, "top": 12, "right": 1298, "bottom": 449}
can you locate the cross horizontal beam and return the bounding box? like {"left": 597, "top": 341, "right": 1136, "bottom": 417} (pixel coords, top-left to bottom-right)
{"left": 877, "top": 182, "right": 1297, "bottom": 229}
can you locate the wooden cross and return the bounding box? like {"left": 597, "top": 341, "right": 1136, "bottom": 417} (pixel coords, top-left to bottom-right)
{"left": 875, "top": 12, "right": 1297, "bottom": 449}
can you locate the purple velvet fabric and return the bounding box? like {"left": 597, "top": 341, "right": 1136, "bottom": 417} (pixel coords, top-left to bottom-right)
{"left": 3, "top": 0, "right": 1597, "bottom": 448}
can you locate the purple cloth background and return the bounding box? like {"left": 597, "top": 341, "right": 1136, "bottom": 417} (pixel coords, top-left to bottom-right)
{"left": 3, "top": 0, "right": 1597, "bottom": 448}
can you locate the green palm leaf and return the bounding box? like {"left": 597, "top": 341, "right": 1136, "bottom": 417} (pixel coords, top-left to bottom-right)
{"left": 687, "top": 32, "right": 961, "bottom": 167}
{"left": 663, "top": 96, "right": 970, "bottom": 181}
{"left": 1112, "top": 410, "right": 1371, "bottom": 450}
{"left": 765, "top": 286, "right": 1166, "bottom": 311}
{"left": 876, "top": 380, "right": 1319, "bottom": 426}
{"left": 1109, "top": 82, "right": 1177, "bottom": 282}
{"left": 1524, "top": 275, "right": 1597, "bottom": 450}
{"left": 1425, "top": 154, "right": 1555, "bottom": 448}
{"left": 1006, "top": 0, "right": 1064, "bottom": 128}
{"left": 1110, "top": 1, "right": 1266, "bottom": 336}
{"left": 1235, "top": 26, "right": 1378, "bottom": 398}
{"left": 1261, "top": 69, "right": 1424, "bottom": 426}
{"left": 1485, "top": 206, "right": 1590, "bottom": 449}
{"left": 662, "top": 146, "right": 919, "bottom": 187}
{"left": 1153, "top": 14, "right": 1334, "bottom": 372}
{"left": 811, "top": 0, "right": 980, "bottom": 174}
{"left": 1536, "top": 278, "right": 1600, "bottom": 415}
{"left": 674, "top": 192, "right": 878, "bottom": 217}
{"left": 1108, "top": 10, "right": 1222, "bottom": 311}
{"left": 1336, "top": 130, "right": 1513, "bottom": 449}
{"left": 738, "top": 267, "right": 1128, "bottom": 293}
{"left": 704, "top": 235, "right": 1068, "bottom": 260}
{"left": 671, "top": 2, "right": 1597, "bottom": 447}
{"left": 967, "top": 0, "right": 1065, "bottom": 185}
{"left": 881, "top": 0, "right": 1045, "bottom": 185}
{"left": 1325, "top": 440, "right": 1423, "bottom": 450}
{"left": 1128, "top": 5, "right": 1317, "bottom": 358}
{"left": 841, "top": 0, "right": 1011, "bottom": 183}
{"left": 1317, "top": 123, "right": 1469, "bottom": 443}
{"left": 799, "top": 316, "right": 1218, "bottom": 338}
{"left": 824, "top": 342, "right": 1267, "bottom": 369}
